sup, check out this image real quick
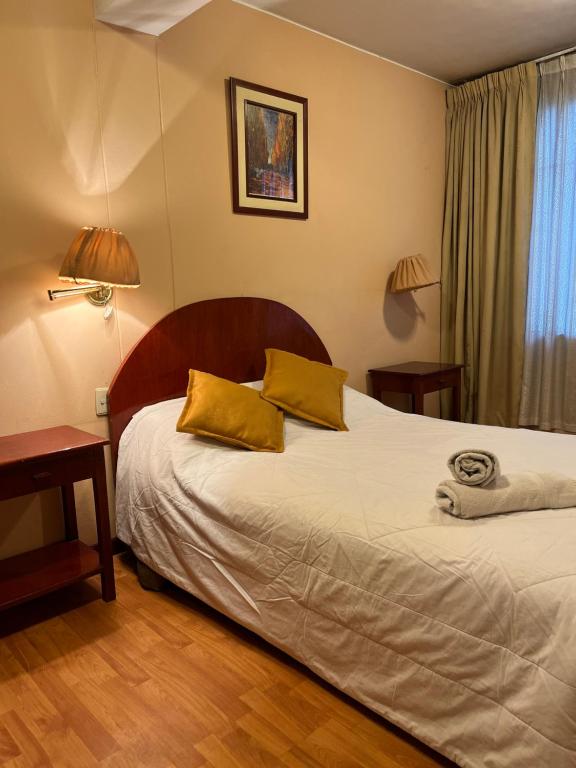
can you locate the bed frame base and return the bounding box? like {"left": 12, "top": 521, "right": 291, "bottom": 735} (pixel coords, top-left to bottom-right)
{"left": 135, "top": 558, "right": 166, "bottom": 592}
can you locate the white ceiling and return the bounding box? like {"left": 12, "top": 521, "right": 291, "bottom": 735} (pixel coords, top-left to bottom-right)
{"left": 239, "top": 0, "right": 576, "bottom": 83}
{"left": 95, "top": 0, "right": 576, "bottom": 84}
{"left": 95, "top": 0, "right": 211, "bottom": 36}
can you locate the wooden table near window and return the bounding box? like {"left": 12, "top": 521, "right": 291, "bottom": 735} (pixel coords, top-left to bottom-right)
{"left": 369, "top": 361, "right": 465, "bottom": 421}
{"left": 0, "top": 426, "right": 115, "bottom": 611}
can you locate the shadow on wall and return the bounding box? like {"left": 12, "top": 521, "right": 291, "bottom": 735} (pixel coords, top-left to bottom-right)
{"left": 382, "top": 271, "right": 426, "bottom": 341}
{"left": 0, "top": 489, "right": 64, "bottom": 560}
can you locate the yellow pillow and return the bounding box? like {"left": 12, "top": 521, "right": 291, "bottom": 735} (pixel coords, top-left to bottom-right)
{"left": 176, "top": 370, "right": 284, "bottom": 452}
{"left": 261, "top": 349, "right": 348, "bottom": 431}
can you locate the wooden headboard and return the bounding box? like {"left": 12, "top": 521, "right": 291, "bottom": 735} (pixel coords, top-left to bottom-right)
{"left": 107, "top": 297, "right": 331, "bottom": 467}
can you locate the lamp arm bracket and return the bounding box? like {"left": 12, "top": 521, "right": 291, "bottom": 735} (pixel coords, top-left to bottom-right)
{"left": 47, "top": 284, "right": 113, "bottom": 305}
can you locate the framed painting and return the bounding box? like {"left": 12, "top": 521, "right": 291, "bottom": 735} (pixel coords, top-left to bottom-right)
{"left": 229, "top": 78, "right": 308, "bottom": 219}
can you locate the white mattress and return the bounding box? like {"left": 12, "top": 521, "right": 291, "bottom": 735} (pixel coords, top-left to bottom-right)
{"left": 116, "top": 386, "right": 576, "bottom": 768}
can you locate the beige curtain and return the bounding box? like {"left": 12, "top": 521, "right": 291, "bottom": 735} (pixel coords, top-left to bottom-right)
{"left": 441, "top": 63, "right": 538, "bottom": 426}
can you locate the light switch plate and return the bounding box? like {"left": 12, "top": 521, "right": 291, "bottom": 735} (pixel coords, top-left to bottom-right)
{"left": 95, "top": 387, "right": 109, "bottom": 416}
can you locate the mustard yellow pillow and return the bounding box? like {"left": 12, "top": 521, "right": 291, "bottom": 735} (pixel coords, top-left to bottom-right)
{"left": 177, "top": 370, "right": 284, "bottom": 452}
{"left": 261, "top": 349, "right": 348, "bottom": 431}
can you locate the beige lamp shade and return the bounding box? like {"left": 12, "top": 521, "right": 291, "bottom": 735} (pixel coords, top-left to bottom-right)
{"left": 390, "top": 254, "right": 438, "bottom": 293}
{"left": 59, "top": 226, "right": 140, "bottom": 288}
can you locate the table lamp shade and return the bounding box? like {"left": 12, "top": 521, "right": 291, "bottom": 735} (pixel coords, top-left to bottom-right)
{"left": 390, "top": 254, "right": 437, "bottom": 293}
{"left": 59, "top": 226, "right": 140, "bottom": 288}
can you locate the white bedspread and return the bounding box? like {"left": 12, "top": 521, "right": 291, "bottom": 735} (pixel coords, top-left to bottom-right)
{"left": 116, "top": 386, "right": 576, "bottom": 768}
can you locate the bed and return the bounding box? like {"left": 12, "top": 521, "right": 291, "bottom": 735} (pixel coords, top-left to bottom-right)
{"left": 110, "top": 297, "right": 576, "bottom": 768}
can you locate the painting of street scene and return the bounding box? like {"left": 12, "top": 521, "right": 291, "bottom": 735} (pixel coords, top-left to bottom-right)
{"left": 244, "top": 102, "right": 296, "bottom": 201}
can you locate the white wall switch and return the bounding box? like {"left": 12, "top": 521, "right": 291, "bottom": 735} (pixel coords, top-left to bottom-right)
{"left": 95, "top": 387, "right": 109, "bottom": 416}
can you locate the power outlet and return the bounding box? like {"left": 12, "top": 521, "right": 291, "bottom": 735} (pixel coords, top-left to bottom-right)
{"left": 95, "top": 387, "right": 109, "bottom": 416}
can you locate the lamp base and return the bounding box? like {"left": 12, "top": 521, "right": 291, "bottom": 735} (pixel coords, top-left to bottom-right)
{"left": 86, "top": 286, "right": 113, "bottom": 306}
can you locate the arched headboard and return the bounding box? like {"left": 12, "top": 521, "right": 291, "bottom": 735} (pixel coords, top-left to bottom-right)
{"left": 108, "top": 297, "right": 331, "bottom": 467}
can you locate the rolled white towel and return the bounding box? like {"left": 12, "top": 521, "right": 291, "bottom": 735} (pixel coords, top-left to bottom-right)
{"left": 436, "top": 472, "right": 576, "bottom": 519}
{"left": 448, "top": 449, "right": 500, "bottom": 487}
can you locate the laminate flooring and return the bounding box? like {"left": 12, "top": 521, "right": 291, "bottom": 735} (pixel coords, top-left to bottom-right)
{"left": 0, "top": 554, "right": 456, "bottom": 768}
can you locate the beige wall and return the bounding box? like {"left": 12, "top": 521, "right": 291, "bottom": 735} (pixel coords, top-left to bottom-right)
{"left": 0, "top": 1, "right": 173, "bottom": 557}
{"left": 159, "top": 0, "right": 446, "bottom": 390}
{"left": 0, "top": 0, "right": 445, "bottom": 558}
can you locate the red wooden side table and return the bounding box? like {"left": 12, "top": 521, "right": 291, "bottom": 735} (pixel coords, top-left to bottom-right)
{"left": 369, "top": 362, "right": 465, "bottom": 421}
{"left": 0, "top": 426, "right": 115, "bottom": 610}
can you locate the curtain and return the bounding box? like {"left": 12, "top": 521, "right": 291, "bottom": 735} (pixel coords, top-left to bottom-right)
{"left": 519, "top": 54, "right": 576, "bottom": 432}
{"left": 441, "top": 63, "right": 538, "bottom": 426}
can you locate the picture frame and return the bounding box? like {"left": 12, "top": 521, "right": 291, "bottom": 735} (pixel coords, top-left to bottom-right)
{"left": 229, "top": 78, "right": 308, "bottom": 219}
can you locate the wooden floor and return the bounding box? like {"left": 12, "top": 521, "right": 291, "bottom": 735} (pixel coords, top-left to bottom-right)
{"left": 0, "top": 554, "right": 456, "bottom": 768}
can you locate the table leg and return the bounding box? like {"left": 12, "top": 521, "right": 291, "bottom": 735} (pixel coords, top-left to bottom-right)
{"left": 92, "top": 449, "right": 116, "bottom": 602}
{"left": 413, "top": 390, "right": 425, "bottom": 415}
{"left": 61, "top": 484, "right": 78, "bottom": 540}
{"left": 452, "top": 384, "right": 462, "bottom": 421}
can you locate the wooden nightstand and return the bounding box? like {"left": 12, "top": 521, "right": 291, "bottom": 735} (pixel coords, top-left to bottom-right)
{"left": 369, "top": 362, "right": 464, "bottom": 421}
{"left": 0, "top": 426, "right": 116, "bottom": 610}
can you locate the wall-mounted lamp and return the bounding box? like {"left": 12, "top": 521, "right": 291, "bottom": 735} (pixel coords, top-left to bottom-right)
{"left": 389, "top": 254, "right": 439, "bottom": 293}
{"left": 48, "top": 226, "right": 140, "bottom": 305}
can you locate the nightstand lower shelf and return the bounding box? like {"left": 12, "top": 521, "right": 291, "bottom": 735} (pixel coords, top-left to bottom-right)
{"left": 0, "top": 540, "right": 101, "bottom": 611}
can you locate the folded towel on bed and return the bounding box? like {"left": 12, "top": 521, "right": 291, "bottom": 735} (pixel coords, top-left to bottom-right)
{"left": 436, "top": 472, "right": 576, "bottom": 519}
{"left": 447, "top": 449, "right": 500, "bottom": 487}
